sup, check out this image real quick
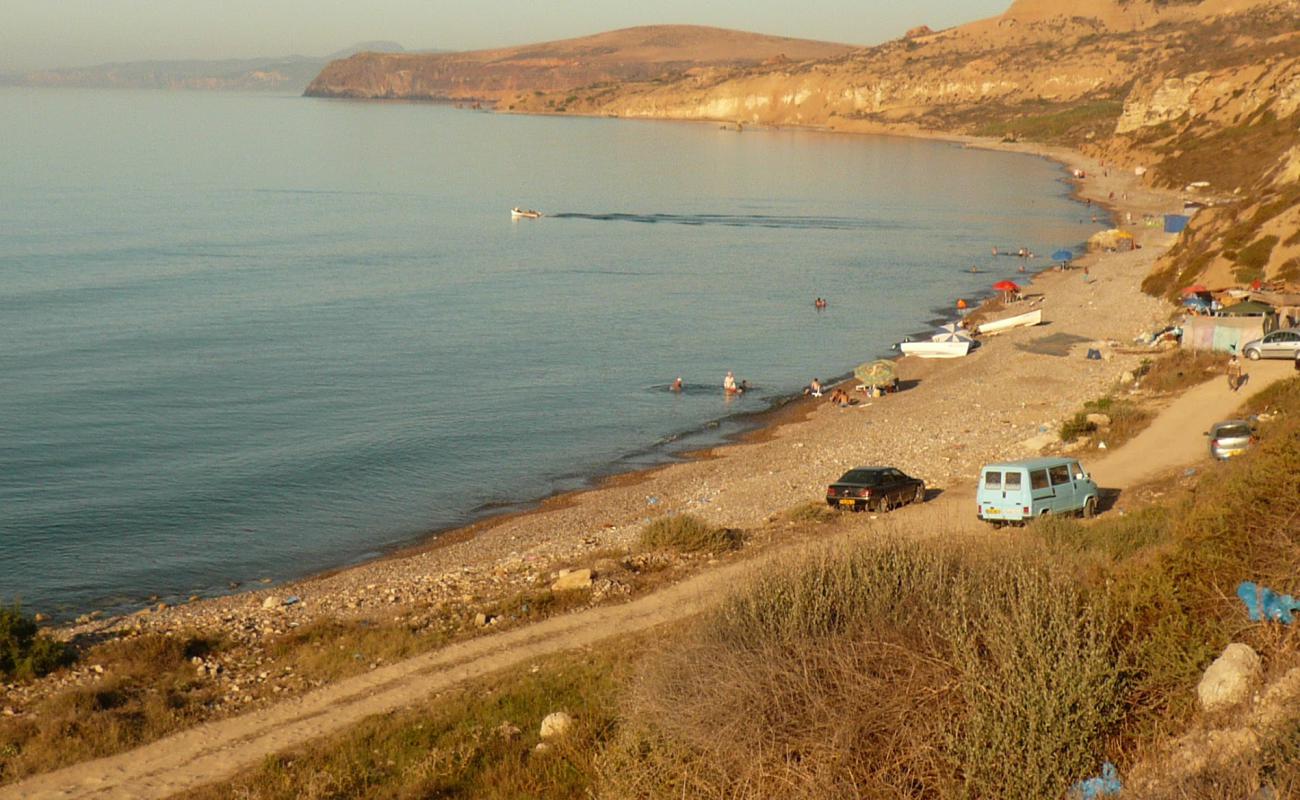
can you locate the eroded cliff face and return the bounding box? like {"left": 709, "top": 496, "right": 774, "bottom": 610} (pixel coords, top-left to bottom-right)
{"left": 505, "top": 0, "right": 1300, "bottom": 292}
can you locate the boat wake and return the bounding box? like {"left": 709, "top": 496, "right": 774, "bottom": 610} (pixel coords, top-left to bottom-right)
{"left": 549, "top": 212, "right": 901, "bottom": 231}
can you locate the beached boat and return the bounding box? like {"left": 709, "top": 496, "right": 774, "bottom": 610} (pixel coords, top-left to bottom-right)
{"left": 976, "top": 308, "right": 1042, "bottom": 336}
{"left": 511, "top": 207, "right": 542, "bottom": 220}
{"left": 899, "top": 340, "right": 972, "bottom": 359}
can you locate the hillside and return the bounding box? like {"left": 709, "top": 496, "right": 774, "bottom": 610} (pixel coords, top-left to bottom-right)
{"left": 6, "top": 43, "right": 406, "bottom": 93}
{"left": 504, "top": 0, "right": 1300, "bottom": 294}
{"left": 303, "top": 25, "right": 858, "bottom": 102}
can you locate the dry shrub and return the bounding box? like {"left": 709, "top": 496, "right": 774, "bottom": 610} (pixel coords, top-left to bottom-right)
{"left": 1138, "top": 351, "right": 1225, "bottom": 395}
{"left": 600, "top": 541, "right": 1122, "bottom": 800}
{"left": 0, "top": 632, "right": 221, "bottom": 783}
{"left": 638, "top": 515, "right": 741, "bottom": 553}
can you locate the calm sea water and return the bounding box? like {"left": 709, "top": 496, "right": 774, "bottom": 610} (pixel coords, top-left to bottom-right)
{"left": 0, "top": 88, "right": 1099, "bottom": 616}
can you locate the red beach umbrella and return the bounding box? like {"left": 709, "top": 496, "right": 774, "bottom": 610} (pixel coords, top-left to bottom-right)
{"left": 992, "top": 280, "right": 1021, "bottom": 293}
{"left": 1181, "top": 284, "right": 1208, "bottom": 295}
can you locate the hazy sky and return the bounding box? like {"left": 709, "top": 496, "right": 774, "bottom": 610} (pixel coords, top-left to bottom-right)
{"left": 2, "top": 0, "right": 1011, "bottom": 72}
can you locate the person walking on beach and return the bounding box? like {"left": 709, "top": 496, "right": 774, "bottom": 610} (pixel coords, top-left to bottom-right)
{"left": 1227, "top": 354, "right": 1245, "bottom": 392}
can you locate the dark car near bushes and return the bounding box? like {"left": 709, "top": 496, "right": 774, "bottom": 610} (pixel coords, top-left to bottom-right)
{"left": 826, "top": 467, "right": 925, "bottom": 512}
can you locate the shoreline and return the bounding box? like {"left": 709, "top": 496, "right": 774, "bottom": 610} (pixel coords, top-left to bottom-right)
{"left": 51, "top": 124, "right": 1176, "bottom": 640}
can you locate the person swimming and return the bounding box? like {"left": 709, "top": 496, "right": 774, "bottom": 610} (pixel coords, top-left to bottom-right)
{"left": 670, "top": 377, "right": 683, "bottom": 392}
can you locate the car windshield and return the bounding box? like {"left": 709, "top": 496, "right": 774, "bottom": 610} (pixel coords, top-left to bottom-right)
{"left": 1215, "top": 424, "right": 1251, "bottom": 439}
{"left": 839, "top": 470, "right": 885, "bottom": 485}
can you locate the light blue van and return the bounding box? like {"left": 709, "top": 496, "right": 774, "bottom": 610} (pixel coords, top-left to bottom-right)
{"left": 977, "top": 457, "right": 1099, "bottom": 525}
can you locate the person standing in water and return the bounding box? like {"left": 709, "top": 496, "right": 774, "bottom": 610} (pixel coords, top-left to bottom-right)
{"left": 724, "top": 371, "right": 738, "bottom": 394}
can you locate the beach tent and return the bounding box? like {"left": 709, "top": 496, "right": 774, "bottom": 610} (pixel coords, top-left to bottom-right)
{"left": 854, "top": 359, "right": 897, "bottom": 388}
{"left": 1164, "top": 214, "right": 1190, "bottom": 234}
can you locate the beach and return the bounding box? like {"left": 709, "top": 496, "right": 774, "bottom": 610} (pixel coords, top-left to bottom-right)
{"left": 44, "top": 144, "right": 1176, "bottom": 641}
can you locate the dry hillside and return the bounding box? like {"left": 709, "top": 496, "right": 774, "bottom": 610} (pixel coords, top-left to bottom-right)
{"left": 303, "top": 25, "right": 857, "bottom": 103}
{"left": 503, "top": 0, "right": 1300, "bottom": 295}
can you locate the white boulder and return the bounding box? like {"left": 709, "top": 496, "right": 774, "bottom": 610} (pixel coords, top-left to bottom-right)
{"left": 540, "top": 711, "right": 574, "bottom": 739}
{"left": 1197, "top": 643, "right": 1261, "bottom": 712}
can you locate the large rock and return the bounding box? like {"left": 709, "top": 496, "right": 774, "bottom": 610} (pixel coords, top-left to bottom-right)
{"left": 1086, "top": 413, "right": 1112, "bottom": 428}
{"left": 540, "top": 711, "right": 574, "bottom": 739}
{"left": 1197, "top": 643, "right": 1261, "bottom": 712}
{"left": 550, "top": 568, "right": 593, "bottom": 592}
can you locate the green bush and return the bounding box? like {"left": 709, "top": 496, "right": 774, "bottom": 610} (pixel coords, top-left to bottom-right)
{"left": 0, "top": 605, "right": 71, "bottom": 680}
{"left": 638, "top": 515, "right": 741, "bottom": 553}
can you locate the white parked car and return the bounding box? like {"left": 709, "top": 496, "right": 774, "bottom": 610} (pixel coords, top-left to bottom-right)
{"left": 1242, "top": 328, "right": 1300, "bottom": 360}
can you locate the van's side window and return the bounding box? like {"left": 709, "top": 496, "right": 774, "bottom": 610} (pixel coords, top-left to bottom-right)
{"left": 1031, "top": 469, "right": 1051, "bottom": 490}
{"left": 1004, "top": 472, "right": 1022, "bottom": 489}
{"left": 1049, "top": 465, "right": 1071, "bottom": 485}
{"left": 984, "top": 471, "right": 1002, "bottom": 489}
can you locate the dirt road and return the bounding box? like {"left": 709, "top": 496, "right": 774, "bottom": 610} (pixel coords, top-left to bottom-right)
{"left": 5, "top": 361, "right": 1292, "bottom": 799}
{"left": 1090, "top": 359, "right": 1293, "bottom": 489}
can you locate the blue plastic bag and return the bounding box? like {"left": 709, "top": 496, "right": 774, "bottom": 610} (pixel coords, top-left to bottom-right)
{"left": 1072, "top": 762, "right": 1122, "bottom": 799}
{"left": 1238, "top": 581, "right": 1300, "bottom": 624}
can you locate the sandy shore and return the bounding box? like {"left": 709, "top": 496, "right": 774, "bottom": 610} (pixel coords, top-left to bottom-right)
{"left": 32, "top": 140, "right": 1180, "bottom": 645}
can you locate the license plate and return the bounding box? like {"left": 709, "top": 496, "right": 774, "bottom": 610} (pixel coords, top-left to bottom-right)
{"left": 839, "top": 499, "right": 856, "bottom": 506}
{"left": 985, "top": 507, "right": 1001, "bottom": 515}
{"left": 1223, "top": 449, "right": 1245, "bottom": 457}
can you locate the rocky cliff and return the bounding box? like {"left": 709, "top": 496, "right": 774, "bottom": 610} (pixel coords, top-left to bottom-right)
{"left": 304, "top": 26, "right": 856, "bottom": 103}
{"left": 504, "top": 0, "right": 1300, "bottom": 293}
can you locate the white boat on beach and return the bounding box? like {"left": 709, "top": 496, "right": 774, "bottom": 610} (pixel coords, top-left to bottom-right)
{"left": 976, "top": 308, "right": 1042, "bottom": 336}
{"left": 899, "top": 340, "right": 972, "bottom": 359}
{"left": 511, "top": 207, "right": 543, "bottom": 220}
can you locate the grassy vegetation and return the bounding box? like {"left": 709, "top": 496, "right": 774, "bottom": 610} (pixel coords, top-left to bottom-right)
{"left": 1137, "top": 350, "right": 1225, "bottom": 395}
{"left": 638, "top": 514, "right": 742, "bottom": 553}
{"left": 0, "top": 632, "right": 220, "bottom": 783}
{"left": 186, "top": 647, "right": 636, "bottom": 800}
{"left": 0, "top": 605, "right": 71, "bottom": 681}
{"left": 1059, "top": 396, "right": 1153, "bottom": 449}
{"left": 971, "top": 99, "right": 1125, "bottom": 146}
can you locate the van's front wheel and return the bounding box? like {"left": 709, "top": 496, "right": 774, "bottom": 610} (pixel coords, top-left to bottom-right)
{"left": 1082, "top": 497, "right": 1097, "bottom": 519}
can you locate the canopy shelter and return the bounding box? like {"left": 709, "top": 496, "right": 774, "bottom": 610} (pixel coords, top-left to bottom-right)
{"left": 854, "top": 359, "right": 897, "bottom": 388}
{"left": 1219, "top": 300, "right": 1275, "bottom": 317}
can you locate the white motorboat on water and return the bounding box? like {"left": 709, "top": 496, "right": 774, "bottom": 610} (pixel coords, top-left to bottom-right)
{"left": 511, "top": 207, "right": 543, "bottom": 220}
{"left": 976, "top": 308, "right": 1043, "bottom": 336}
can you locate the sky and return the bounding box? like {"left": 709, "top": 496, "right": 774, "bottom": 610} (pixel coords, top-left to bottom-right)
{"left": 1, "top": 0, "right": 1012, "bottom": 72}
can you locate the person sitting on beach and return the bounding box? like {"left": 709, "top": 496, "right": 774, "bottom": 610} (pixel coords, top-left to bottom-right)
{"left": 724, "top": 371, "right": 738, "bottom": 394}
{"left": 829, "top": 387, "right": 852, "bottom": 407}
{"left": 804, "top": 378, "right": 823, "bottom": 397}
{"left": 670, "top": 377, "right": 683, "bottom": 392}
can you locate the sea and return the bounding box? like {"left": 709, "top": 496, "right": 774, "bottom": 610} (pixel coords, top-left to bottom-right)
{"left": 0, "top": 88, "right": 1101, "bottom": 617}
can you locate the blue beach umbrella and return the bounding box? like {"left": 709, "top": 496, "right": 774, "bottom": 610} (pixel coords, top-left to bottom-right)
{"left": 1051, "top": 249, "right": 1074, "bottom": 263}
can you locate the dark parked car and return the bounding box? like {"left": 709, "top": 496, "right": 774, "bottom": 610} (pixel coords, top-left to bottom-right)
{"left": 826, "top": 467, "right": 925, "bottom": 512}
